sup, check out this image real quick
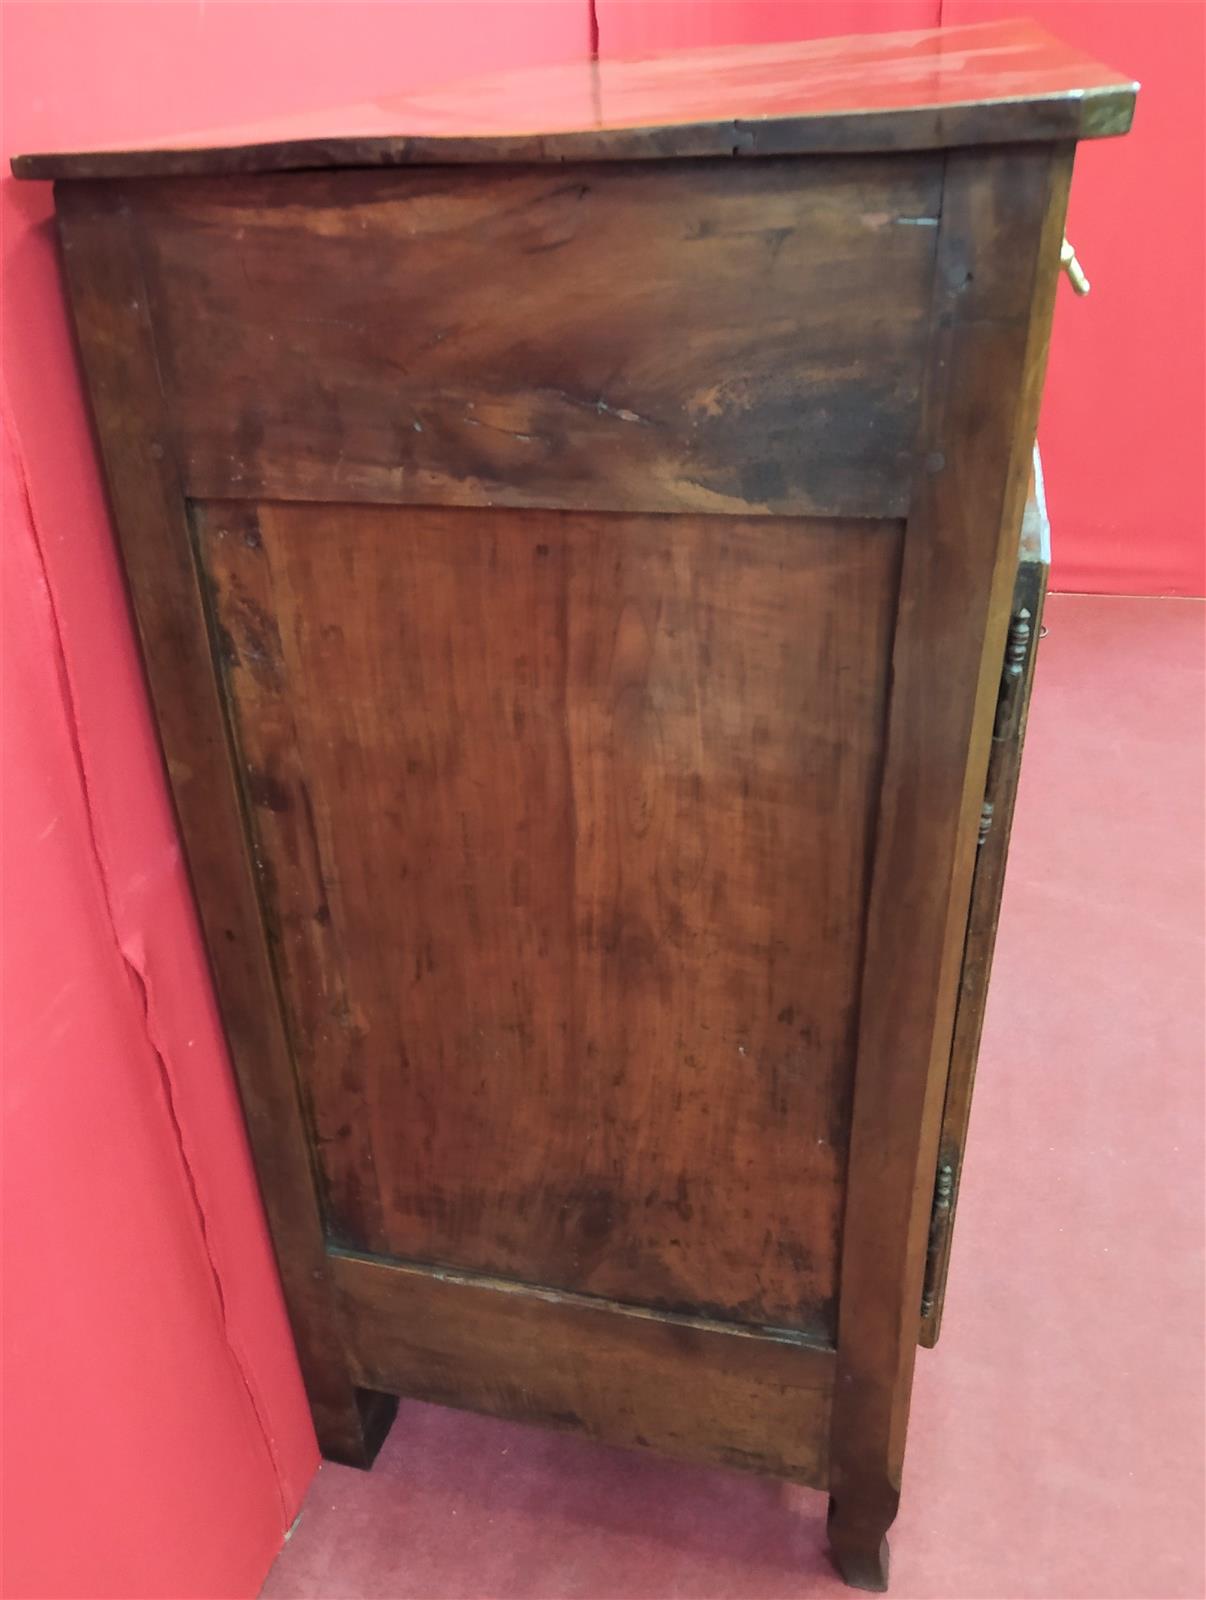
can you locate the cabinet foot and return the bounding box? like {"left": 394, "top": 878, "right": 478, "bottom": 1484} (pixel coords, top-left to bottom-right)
{"left": 314, "top": 1386, "right": 398, "bottom": 1469}
{"left": 827, "top": 1493, "right": 894, "bottom": 1592}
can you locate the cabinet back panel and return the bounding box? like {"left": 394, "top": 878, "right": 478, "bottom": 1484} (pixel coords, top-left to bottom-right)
{"left": 132, "top": 157, "right": 940, "bottom": 519}
{"left": 196, "top": 501, "right": 901, "bottom": 1338}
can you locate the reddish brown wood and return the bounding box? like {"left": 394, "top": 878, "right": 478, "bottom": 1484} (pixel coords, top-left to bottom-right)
{"left": 13, "top": 20, "right": 1135, "bottom": 179}
{"left": 196, "top": 500, "right": 901, "bottom": 1339}
{"left": 52, "top": 180, "right": 397, "bottom": 1468}
{"left": 827, "top": 146, "right": 1074, "bottom": 1588}
{"left": 121, "top": 159, "right": 939, "bottom": 519}
{"left": 330, "top": 1251, "right": 835, "bottom": 1485}
{"left": 33, "top": 31, "right": 1134, "bottom": 1590}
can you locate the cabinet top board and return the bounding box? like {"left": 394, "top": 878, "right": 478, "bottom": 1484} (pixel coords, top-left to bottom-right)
{"left": 14, "top": 19, "right": 1135, "bottom": 181}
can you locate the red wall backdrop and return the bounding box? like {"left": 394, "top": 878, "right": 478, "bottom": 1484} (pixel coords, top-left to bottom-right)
{"left": 2, "top": 5, "right": 1201, "bottom": 1598}
{"left": 944, "top": 0, "right": 1204, "bottom": 597}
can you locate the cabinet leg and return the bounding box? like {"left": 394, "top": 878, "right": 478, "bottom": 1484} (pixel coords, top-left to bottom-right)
{"left": 312, "top": 1386, "right": 398, "bottom": 1469}
{"left": 827, "top": 1487, "right": 897, "bottom": 1592}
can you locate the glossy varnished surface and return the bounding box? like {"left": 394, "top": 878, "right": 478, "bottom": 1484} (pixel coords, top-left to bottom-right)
{"left": 14, "top": 21, "right": 1135, "bottom": 178}
{"left": 197, "top": 501, "right": 901, "bottom": 1338}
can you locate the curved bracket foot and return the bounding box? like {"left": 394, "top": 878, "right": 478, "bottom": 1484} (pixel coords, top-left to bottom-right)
{"left": 827, "top": 1494, "right": 893, "bottom": 1592}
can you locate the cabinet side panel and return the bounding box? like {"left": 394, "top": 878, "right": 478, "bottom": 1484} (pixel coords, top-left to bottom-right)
{"left": 126, "top": 157, "right": 941, "bottom": 519}
{"left": 195, "top": 501, "right": 903, "bottom": 1340}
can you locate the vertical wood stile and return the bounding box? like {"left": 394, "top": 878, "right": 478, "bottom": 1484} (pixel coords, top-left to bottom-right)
{"left": 53, "top": 179, "right": 396, "bottom": 1465}
{"left": 827, "top": 144, "right": 1075, "bottom": 1590}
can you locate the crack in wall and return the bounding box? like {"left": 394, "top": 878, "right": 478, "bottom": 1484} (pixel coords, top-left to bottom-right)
{"left": 3, "top": 389, "right": 291, "bottom": 1528}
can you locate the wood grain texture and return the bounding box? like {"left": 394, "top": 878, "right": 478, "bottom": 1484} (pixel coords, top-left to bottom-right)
{"left": 47, "top": 49, "right": 1135, "bottom": 1578}
{"left": 826, "top": 145, "right": 1075, "bottom": 1588}
{"left": 196, "top": 501, "right": 903, "bottom": 1340}
{"left": 919, "top": 458, "right": 1050, "bottom": 1348}
{"left": 126, "top": 158, "right": 940, "bottom": 518}
{"left": 11, "top": 21, "right": 1136, "bottom": 179}
{"left": 330, "top": 1250, "right": 834, "bottom": 1487}
{"left": 52, "top": 180, "right": 395, "bottom": 1469}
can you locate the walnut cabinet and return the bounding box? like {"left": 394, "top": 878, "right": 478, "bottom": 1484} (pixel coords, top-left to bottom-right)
{"left": 16, "top": 22, "right": 1134, "bottom": 1588}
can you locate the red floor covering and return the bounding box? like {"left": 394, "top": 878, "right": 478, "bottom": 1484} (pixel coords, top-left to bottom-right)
{"left": 261, "top": 595, "right": 1205, "bottom": 1600}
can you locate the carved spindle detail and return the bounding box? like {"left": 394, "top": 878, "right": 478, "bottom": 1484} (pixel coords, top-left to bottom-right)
{"left": 994, "top": 607, "right": 1033, "bottom": 740}
{"left": 978, "top": 800, "right": 994, "bottom": 845}
{"left": 920, "top": 1162, "right": 955, "bottom": 1317}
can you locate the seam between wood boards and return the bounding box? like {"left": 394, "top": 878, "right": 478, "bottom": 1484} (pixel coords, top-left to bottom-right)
{"left": 328, "top": 1245, "right": 838, "bottom": 1356}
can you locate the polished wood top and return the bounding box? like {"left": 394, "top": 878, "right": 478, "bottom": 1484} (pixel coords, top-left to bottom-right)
{"left": 14, "top": 20, "right": 1136, "bottom": 180}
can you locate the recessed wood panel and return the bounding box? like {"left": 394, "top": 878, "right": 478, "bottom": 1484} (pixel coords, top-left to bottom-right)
{"left": 132, "top": 158, "right": 941, "bottom": 518}
{"left": 197, "top": 500, "right": 901, "bottom": 1339}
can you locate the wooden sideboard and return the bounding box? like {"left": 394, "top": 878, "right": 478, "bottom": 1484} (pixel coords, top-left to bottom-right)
{"left": 16, "top": 22, "right": 1134, "bottom": 1588}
